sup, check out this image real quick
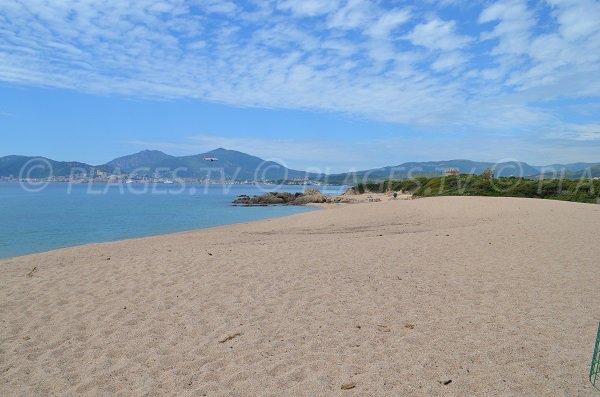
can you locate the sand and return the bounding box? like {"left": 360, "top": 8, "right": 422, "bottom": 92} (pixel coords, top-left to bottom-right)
{"left": 1, "top": 196, "right": 599, "bottom": 396}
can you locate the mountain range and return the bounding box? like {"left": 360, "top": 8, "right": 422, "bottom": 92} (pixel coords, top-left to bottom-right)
{"left": 329, "top": 160, "right": 540, "bottom": 182}
{"left": 0, "top": 149, "right": 316, "bottom": 181}
{"left": 104, "top": 148, "right": 316, "bottom": 180}
{"left": 327, "top": 160, "right": 600, "bottom": 182}
{"left": 0, "top": 155, "right": 113, "bottom": 179}
{"left": 1, "top": 148, "right": 599, "bottom": 181}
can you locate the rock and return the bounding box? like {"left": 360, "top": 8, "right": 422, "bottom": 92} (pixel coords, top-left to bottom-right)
{"left": 232, "top": 189, "right": 362, "bottom": 206}
{"left": 233, "top": 191, "right": 330, "bottom": 206}
{"left": 291, "top": 191, "right": 327, "bottom": 205}
{"left": 341, "top": 382, "right": 356, "bottom": 390}
{"left": 304, "top": 189, "right": 320, "bottom": 195}
{"left": 218, "top": 332, "right": 242, "bottom": 343}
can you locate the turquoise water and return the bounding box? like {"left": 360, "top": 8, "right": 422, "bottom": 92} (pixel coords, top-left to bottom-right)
{"left": 0, "top": 183, "right": 346, "bottom": 259}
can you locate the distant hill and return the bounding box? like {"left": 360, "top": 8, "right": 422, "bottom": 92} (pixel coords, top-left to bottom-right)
{"left": 0, "top": 155, "right": 110, "bottom": 178}
{"left": 106, "top": 150, "right": 176, "bottom": 172}
{"left": 102, "top": 148, "right": 316, "bottom": 180}
{"left": 0, "top": 149, "right": 318, "bottom": 181}
{"left": 324, "top": 160, "right": 541, "bottom": 183}
{"left": 1, "top": 150, "right": 599, "bottom": 181}
{"left": 543, "top": 165, "right": 600, "bottom": 179}
{"left": 534, "top": 162, "right": 600, "bottom": 173}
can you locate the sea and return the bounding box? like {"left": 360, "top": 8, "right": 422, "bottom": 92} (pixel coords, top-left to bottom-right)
{"left": 0, "top": 182, "right": 347, "bottom": 259}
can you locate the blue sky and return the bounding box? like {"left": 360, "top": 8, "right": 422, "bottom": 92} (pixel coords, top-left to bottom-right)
{"left": 1, "top": 0, "right": 600, "bottom": 172}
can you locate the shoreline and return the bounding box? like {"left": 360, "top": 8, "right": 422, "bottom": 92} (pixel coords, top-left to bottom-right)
{"left": 0, "top": 204, "right": 325, "bottom": 262}
{"left": 0, "top": 191, "right": 398, "bottom": 261}
{"left": 0, "top": 183, "right": 349, "bottom": 261}
{"left": 0, "top": 193, "right": 595, "bottom": 261}
{"left": 2, "top": 196, "right": 600, "bottom": 395}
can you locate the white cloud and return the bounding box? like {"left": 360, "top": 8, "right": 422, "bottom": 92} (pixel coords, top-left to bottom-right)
{"left": 327, "top": 0, "right": 375, "bottom": 30}
{"left": 546, "top": 0, "right": 600, "bottom": 40}
{"left": 366, "top": 9, "right": 411, "bottom": 39}
{"left": 479, "top": 0, "right": 535, "bottom": 56}
{"left": 0, "top": 0, "right": 598, "bottom": 144}
{"left": 404, "top": 18, "right": 472, "bottom": 51}
{"left": 200, "top": 0, "right": 238, "bottom": 14}
{"left": 476, "top": 0, "right": 600, "bottom": 102}
{"left": 576, "top": 132, "right": 600, "bottom": 141}
{"left": 277, "top": 0, "right": 340, "bottom": 17}
{"left": 544, "top": 123, "right": 600, "bottom": 141}
{"left": 431, "top": 51, "right": 468, "bottom": 72}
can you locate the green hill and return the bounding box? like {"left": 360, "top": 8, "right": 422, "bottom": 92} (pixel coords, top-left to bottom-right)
{"left": 3, "top": 150, "right": 600, "bottom": 184}
{"left": 0, "top": 155, "right": 110, "bottom": 178}
{"left": 104, "top": 148, "right": 316, "bottom": 180}
{"left": 0, "top": 149, "right": 320, "bottom": 181}
{"left": 324, "top": 160, "right": 542, "bottom": 184}
{"left": 105, "top": 150, "right": 176, "bottom": 172}
{"left": 538, "top": 165, "right": 600, "bottom": 180}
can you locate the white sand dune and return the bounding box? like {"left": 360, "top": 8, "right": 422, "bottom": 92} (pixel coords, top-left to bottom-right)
{"left": 1, "top": 197, "right": 599, "bottom": 396}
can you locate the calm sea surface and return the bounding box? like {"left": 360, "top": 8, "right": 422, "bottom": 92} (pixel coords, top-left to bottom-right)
{"left": 0, "top": 183, "right": 346, "bottom": 259}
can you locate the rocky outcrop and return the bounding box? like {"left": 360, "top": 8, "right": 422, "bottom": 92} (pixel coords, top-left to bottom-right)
{"left": 233, "top": 192, "right": 293, "bottom": 205}
{"left": 341, "top": 187, "right": 358, "bottom": 195}
{"left": 233, "top": 190, "right": 329, "bottom": 206}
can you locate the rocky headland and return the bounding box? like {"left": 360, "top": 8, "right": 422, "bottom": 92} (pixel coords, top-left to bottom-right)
{"left": 233, "top": 189, "right": 352, "bottom": 206}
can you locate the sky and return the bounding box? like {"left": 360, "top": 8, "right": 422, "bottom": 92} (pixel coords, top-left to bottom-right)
{"left": 1, "top": 0, "right": 600, "bottom": 172}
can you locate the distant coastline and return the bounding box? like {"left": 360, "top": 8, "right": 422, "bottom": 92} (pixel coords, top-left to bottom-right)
{"left": 2, "top": 149, "right": 600, "bottom": 185}
{"left": 0, "top": 178, "right": 331, "bottom": 186}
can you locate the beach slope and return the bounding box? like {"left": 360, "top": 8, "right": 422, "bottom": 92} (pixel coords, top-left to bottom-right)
{"left": 1, "top": 197, "right": 599, "bottom": 396}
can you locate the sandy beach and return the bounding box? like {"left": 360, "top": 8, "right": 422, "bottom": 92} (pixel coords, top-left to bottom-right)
{"left": 1, "top": 196, "right": 599, "bottom": 396}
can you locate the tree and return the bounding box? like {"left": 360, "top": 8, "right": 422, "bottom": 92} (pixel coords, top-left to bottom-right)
{"left": 481, "top": 168, "right": 494, "bottom": 179}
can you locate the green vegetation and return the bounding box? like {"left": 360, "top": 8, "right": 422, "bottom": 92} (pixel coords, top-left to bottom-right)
{"left": 355, "top": 177, "right": 430, "bottom": 194}
{"left": 356, "top": 174, "right": 600, "bottom": 204}
{"left": 591, "top": 322, "right": 600, "bottom": 392}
